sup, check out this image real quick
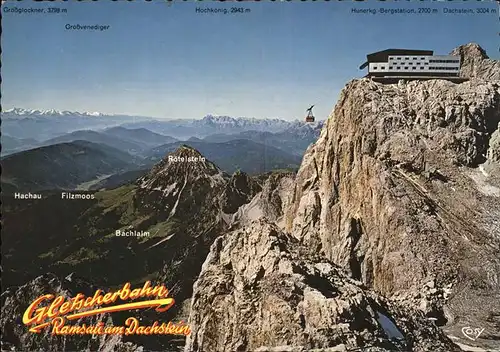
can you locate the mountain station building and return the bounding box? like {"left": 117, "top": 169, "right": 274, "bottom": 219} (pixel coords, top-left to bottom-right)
{"left": 359, "top": 49, "right": 468, "bottom": 83}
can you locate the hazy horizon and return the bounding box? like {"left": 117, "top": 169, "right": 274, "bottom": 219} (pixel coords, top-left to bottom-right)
{"left": 3, "top": 1, "right": 498, "bottom": 120}
{"left": 2, "top": 107, "right": 327, "bottom": 122}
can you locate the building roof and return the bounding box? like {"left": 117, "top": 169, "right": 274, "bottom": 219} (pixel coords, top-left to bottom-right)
{"left": 359, "top": 49, "right": 434, "bottom": 69}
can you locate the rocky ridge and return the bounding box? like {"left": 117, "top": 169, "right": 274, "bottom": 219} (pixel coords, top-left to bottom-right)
{"left": 221, "top": 170, "right": 262, "bottom": 214}
{"left": 185, "top": 220, "right": 459, "bottom": 352}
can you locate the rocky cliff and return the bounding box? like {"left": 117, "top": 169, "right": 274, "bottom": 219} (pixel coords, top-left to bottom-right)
{"left": 184, "top": 43, "right": 500, "bottom": 351}
{"left": 185, "top": 220, "right": 459, "bottom": 352}
{"left": 221, "top": 170, "right": 262, "bottom": 214}
{"left": 282, "top": 44, "right": 500, "bottom": 349}
{"left": 231, "top": 170, "right": 295, "bottom": 228}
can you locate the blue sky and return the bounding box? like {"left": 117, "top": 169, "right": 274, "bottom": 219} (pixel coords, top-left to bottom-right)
{"left": 2, "top": 0, "right": 499, "bottom": 120}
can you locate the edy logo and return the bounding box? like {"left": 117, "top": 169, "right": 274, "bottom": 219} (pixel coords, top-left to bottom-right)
{"left": 461, "top": 326, "right": 485, "bottom": 341}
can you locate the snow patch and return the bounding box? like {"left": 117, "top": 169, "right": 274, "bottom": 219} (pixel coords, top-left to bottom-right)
{"left": 479, "top": 165, "right": 489, "bottom": 177}
{"left": 151, "top": 182, "right": 178, "bottom": 195}
{"left": 168, "top": 176, "right": 188, "bottom": 219}
{"left": 376, "top": 311, "right": 405, "bottom": 342}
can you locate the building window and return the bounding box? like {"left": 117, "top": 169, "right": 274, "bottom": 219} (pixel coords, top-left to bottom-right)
{"left": 412, "top": 67, "right": 416, "bottom": 69}
{"left": 397, "top": 57, "right": 401, "bottom": 60}
{"left": 389, "top": 66, "right": 393, "bottom": 70}
{"left": 404, "top": 67, "right": 409, "bottom": 70}
{"left": 409, "top": 63, "right": 413, "bottom": 65}
{"left": 420, "top": 67, "right": 424, "bottom": 69}
{"left": 405, "top": 57, "right": 409, "bottom": 60}
{"left": 373, "top": 66, "right": 378, "bottom": 70}
{"left": 429, "top": 59, "right": 459, "bottom": 63}
{"left": 412, "top": 57, "right": 417, "bottom": 60}
{"left": 416, "top": 62, "right": 421, "bottom": 65}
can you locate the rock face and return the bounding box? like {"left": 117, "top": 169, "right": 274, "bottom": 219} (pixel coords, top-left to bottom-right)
{"left": 489, "top": 127, "right": 500, "bottom": 163}
{"left": 451, "top": 43, "right": 500, "bottom": 81}
{"left": 185, "top": 220, "right": 459, "bottom": 352}
{"left": 231, "top": 170, "right": 295, "bottom": 228}
{"left": 284, "top": 45, "right": 500, "bottom": 349}
{"left": 0, "top": 274, "right": 141, "bottom": 352}
{"left": 221, "top": 170, "right": 262, "bottom": 214}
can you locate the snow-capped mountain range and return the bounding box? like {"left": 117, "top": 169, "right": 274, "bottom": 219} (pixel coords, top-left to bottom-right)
{"left": 2, "top": 108, "right": 108, "bottom": 118}
{"left": 195, "top": 115, "right": 324, "bottom": 134}
{"left": 3, "top": 108, "right": 322, "bottom": 125}
{"left": 197, "top": 114, "right": 291, "bottom": 129}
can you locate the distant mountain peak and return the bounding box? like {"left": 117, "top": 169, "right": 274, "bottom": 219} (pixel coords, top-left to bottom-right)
{"left": 174, "top": 144, "right": 205, "bottom": 156}
{"left": 138, "top": 145, "right": 225, "bottom": 193}
{"left": 153, "top": 144, "right": 212, "bottom": 166}
{"left": 203, "top": 114, "right": 233, "bottom": 121}
{"left": 201, "top": 114, "right": 271, "bottom": 122}
{"left": 450, "top": 42, "right": 499, "bottom": 80}
{"left": 450, "top": 42, "right": 489, "bottom": 60}
{"left": 135, "top": 145, "right": 229, "bottom": 223}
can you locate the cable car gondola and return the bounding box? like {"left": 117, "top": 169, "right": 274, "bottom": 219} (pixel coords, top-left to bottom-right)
{"left": 305, "top": 105, "right": 315, "bottom": 123}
